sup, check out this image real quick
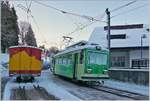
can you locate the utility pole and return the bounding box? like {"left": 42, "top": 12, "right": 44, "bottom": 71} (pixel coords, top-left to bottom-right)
{"left": 105, "top": 8, "right": 111, "bottom": 68}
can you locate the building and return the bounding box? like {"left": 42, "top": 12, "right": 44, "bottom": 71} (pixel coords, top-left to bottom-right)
{"left": 89, "top": 24, "right": 149, "bottom": 69}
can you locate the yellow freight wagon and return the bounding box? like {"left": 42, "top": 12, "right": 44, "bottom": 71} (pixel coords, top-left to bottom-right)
{"left": 9, "top": 46, "right": 42, "bottom": 82}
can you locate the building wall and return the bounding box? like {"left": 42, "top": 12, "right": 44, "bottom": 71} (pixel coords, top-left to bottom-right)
{"left": 111, "top": 49, "right": 149, "bottom": 68}
{"left": 129, "top": 49, "right": 149, "bottom": 68}
{"left": 111, "top": 50, "right": 129, "bottom": 68}
{"left": 129, "top": 49, "right": 149, "bottom": 59}
{"left": 108, "top": 69, "right": 149, "bottom": 86}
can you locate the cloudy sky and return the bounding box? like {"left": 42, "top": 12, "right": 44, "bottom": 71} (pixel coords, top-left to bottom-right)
{"left": 10, "top": 0, "right": 150, "bottom": 48}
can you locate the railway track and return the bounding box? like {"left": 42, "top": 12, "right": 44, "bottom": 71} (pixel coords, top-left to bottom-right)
{"left": 12, "top": 82, "right": 58, "bottom": 100}
{"left": 89, "top": 85, "right": 149, "bottom": 100}
{"left": 53, "top": 75, "right": 149, "bottom": 100}
{"left": 18, "top": 86, "right": 28, "bottom": 100}
{"left": 33, "top": 84, "right": 59, "bottom": 100}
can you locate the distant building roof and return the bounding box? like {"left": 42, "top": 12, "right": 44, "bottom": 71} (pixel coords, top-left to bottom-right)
{"left": 88, "top": 24, "right": 149, "bottom": 49}
{"left": 104, "top": 24, "right": 143, "bottom": 30}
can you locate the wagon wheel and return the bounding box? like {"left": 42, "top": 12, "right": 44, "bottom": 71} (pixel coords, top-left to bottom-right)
{"left": 16, "top": 76, "right": 22, "bottom": 83}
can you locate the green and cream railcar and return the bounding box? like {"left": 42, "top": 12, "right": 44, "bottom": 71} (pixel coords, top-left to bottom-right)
{"left": 52, "top": 45, "right": 109, "bottom": 81}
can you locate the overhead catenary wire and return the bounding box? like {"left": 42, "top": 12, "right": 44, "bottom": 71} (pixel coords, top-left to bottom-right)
{"left": 67, "top": 0, "right": 138, "bottom": 35}
{"left": 111, "top": 3, "right": 149, "bottom": 18}
{"left": 110, "top": 0, "right": 137, "bottom": 12}
{"left": 25, "top": 0, "right": 32, "bottom": 13}
{"left": 34, "top": 0, "right": 107, "bottom": 37}
{"left": 25, "top": 1, "right": 47, "bottom": 45}
{"left": 66, "top": 12, "right": 106, "bottom": 36}
{"left": 28, "top": 13, "right": 47, "bottom": 45}
{"left": 28, "top": 1, "right": 32, "bottom": 12}
{"left": 34, "top": 1, "right": 106, "bottom": 23}
{"left": 17, "top": 3, "right": 47, "bottom": 46}
{"left": 64, "top": 14, "right": 83, "bottom": 31}
{"left": 26, "top": 0, "right": 138, "bottom": 30}
{"left": 24, "top": 1, "right": 146, "bottom": 40}
{"left": 67, "top": 0, "right": 140, "bottom": 35}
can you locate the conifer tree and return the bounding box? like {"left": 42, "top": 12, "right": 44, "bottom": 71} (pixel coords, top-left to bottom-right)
{"left": 25, "top": 25, "right": 37, "bottom": 47}
{"left": 1, "top": 1, "right": 19, "bottom": 53}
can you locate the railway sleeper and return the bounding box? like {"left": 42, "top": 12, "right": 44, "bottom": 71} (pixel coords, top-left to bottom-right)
{"left": 33, "top": 84, "right": 58, "bottom": 100}
{"left": 91, "top": 86, "right": 149, "bottom": 100}
{"left": 18, "top": 86, "right": 28, "bottom": 100}
{"left": 33, "top": 84, "right": 40, "bottom": 89}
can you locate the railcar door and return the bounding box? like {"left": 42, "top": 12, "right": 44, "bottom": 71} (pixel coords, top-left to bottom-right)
{"left": 73, "top": 53, "right": 78, "bottom": 79}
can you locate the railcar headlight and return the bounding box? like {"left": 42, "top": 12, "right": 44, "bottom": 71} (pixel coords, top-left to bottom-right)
{"left": 87, "top": 68, "right": 92, "bottom": 73}
{"left": 103, "top": 70, "right": 108, "bottom": 74}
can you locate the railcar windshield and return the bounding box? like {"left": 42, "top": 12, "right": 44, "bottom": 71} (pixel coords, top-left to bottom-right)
{"left": 88, "top": 52, "right": 107, "bottom": 65}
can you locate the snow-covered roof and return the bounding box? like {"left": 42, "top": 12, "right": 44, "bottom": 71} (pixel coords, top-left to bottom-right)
{"left": 88, "top": 24, "right": 149, "bottom": 49}
{"left": 66, "top": 40, "right": 88, "bottom": 49}
{"left": 9, "top": 45, "right": 42, "bottom": 50}
{"left": 54, "top": 44, "right": 107, "bottom": 57}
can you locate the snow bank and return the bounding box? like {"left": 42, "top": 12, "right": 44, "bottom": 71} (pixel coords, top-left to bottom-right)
{"left": 1, "top": 53, "right": 9, "bottom": 64}
{"left": 39, "top": 70, "right": 80, "bottom": 100}
{"left": 3, "top": 70, "right": 80, "bottom": 100}
{"left": 3, "top": 78, "right": 38, "bottom": 100}
{"left": 104, "top": 79, "right": 149, "bottom": 96}
{"left": 1, "top": 69, "right": 9, "bottom": 77}
{"left": 3, "top": 78, "right": 17, "bottom": 100}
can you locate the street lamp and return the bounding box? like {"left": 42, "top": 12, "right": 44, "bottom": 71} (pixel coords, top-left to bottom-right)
{"left": 140, "top": 34, "right": 147, "bottom": 59}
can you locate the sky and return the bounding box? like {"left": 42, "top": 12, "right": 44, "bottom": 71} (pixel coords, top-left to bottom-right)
{"left": 9, "top": 0, "right": 150, "bottom": 48}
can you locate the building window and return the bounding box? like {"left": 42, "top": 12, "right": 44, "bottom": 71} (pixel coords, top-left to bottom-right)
{"left": 110, "top": 34, "right": 126, "bottom": 39}
{"left": 111, "top": 56, "right": 125, "bottom": 67}
{"left": 132, "top": 59, "right": 149, "bottom": 68}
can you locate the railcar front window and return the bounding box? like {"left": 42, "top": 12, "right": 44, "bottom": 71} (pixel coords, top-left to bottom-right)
{"left": 88, "top": 52, "right": 107, "bottom": 65}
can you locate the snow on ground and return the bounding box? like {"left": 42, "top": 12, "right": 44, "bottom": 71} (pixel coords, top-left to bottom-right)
{"left": 3, "top": 78, "right": 35, "bottom": 100}
{"left": 38, "top": 70, "right": 80, "bottom": 100}
{"left": 1, "top": 53, "right": 9, "bottom": 73}
{"left": 1, "top": 53, "right": 78, "bottom": 100}
{"left": 2, "top": 70, "right": 80, "bottom": 100}
{"left": 1, "top": 67, "right": 9, "bottom": 77}
{"left": 3, "top": 79, "right": 15, "bottom": 100}
{"left": 1, "top": 53, "right": 9, "bottom": 65}
{"left": 104, "top": 79, "right": 149, "bottom": 96}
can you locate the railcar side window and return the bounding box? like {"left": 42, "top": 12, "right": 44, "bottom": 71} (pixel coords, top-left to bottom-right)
{"left": 63, "top": 58, "right": 67, "bottom": 64}
{"left": 55, "top": 55, "right": 72, "bottom": 65}
{"left": 68, "top": 59, "right": 71, "bottom": 64}
{"left": 88, "top": 52, "right": 107, "bottom": 65}
{"left": 56, "top": 59, "right": 59, "bottom": 64}
{"left": 80, "top": 51, "right": 84, "bottom": 64}
{"left": 59, "top": 58, "right": 62, "bottom": 64}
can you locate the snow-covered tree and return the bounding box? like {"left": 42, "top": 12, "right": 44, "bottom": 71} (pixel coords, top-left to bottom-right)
{"left": 25, "top": 25, "right": 37, "bottom": 47}
{"left": 19, "top": 21, "right": 30, "bottom": 45}
{"left": 1, "top": 1, "right": 19, "bottom": 53}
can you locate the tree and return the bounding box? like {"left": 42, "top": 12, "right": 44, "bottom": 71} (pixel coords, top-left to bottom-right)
{"left": 25, "top": 25, "right": 37, "bottom": 47}
{"left": 1, "top": 1, "right": 19, "bottom": 53}
{"left": 19, "top": 21, "right": 30, "bottom": 45}
{"left": 39, "top": 45, "right": 45, "bottom": 50}
{"left": 49, "top": 46, "right": 59, "bottom": 54}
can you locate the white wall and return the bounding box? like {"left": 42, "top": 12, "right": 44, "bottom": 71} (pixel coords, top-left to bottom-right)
{"left": 89, "top": 26, "right": 149, "bottom": 48}
{"left": 129, "top": 49, "right": 149, "bottom": 67}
